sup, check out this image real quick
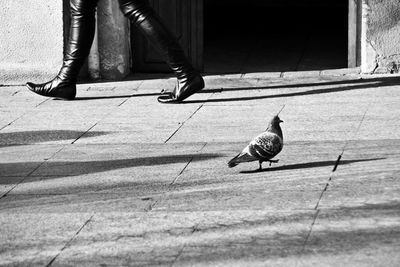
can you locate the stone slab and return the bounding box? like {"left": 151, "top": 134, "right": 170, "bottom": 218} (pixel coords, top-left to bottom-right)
{"left": 242, "top": 72, "right": 282, "bottom": 79}
{"left": 0, "top": 129, "right": 109, "bottom": 146}
{"left": 303, "top": 208, "right": 400, "bottom": 267}
{"left": 0, "top": 193, "right": 153, "bottom": 213}
{"left": 156, "top": 187, "right": 321, "bottom": 212}
{"left": 320, "top": 67, "right": 361, "bottom": 76}
{"left": 0, "top": 212, "right": 92, "bottom": 266}
{"left": 192, "top": 76, "right": 396, "bottom": 108}
{"left": 0, "top": 177, "right": 24, "bottom": 198}
{"left": 0, "top": 145, "right": 64, "bottom": 177}
{"left": 28, "top": 143, "right": 211, "bottom": 178}
{"left": 75, "top": 122, "right": 183, "bottom": 144}
{"left": 51, "top": 210, "right": 315, "bottom": 266}
{"left": 319, "top": 139, "right": 400, "bottom": 209}
{"left": 172, "top": 141, "right": 358, "bottom": 190}
{"left": 168, "top": 100, "right": 368, "bottom": 142}
{"left": 1, "top": 73, "right": 399, "bottom": 266}
{"left": 8, "top": 173, "right": 170, "bottom": 198}
{"left": 100, "top": 95, "right": 203, "bottom": 120}
{"left": 282, "top": 71, "right": 322, "bottom": 78}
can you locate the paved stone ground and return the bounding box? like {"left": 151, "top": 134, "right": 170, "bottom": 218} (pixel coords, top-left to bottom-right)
{"left": 1, "top": 72, "right": 400, "bottom": 266}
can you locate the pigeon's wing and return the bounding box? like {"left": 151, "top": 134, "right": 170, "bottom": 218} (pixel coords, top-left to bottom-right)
{"left": 228, "top": 131, "right": 283, "bottom": 168}
{"left": 228, "top": 144, "right": 258, "bottom": 167}
{"left": 248, "top": 131, "right": 283, "bottom": 160}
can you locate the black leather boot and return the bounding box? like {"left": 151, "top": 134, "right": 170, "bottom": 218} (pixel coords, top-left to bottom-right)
{"left": 26, "top": 0, "right": 99, "bottom": 100}
{"left": 119, "top": 0, "right": 204, "bottom": 103}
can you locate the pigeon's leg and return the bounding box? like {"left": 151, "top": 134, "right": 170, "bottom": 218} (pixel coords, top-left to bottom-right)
{"left": 268, "top": 159, "right": 279, "bottom": 166}
{"left": 258, "top": 161, "right": 263, "bottom": 171}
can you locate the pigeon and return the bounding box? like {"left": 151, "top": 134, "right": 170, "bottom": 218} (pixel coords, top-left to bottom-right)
{"left": 228, "top": 115, "right": 284, "bottom": 170}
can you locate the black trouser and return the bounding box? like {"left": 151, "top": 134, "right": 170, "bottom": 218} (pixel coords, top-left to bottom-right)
{"left": 27, "top": 0, "right": 203, "bottom": 102}
{"left": 62, "top": 0, "right": 194, "bottom": 82}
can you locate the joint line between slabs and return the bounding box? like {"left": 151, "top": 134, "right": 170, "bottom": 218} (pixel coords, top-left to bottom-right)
{"left": 0, "top": 89, "right": 48, "bottom": 130}
{"left": 71, "top": 84, "right": 145, "bottom": 144}
{"left": 71, "top": 123, "right": 98, "bottom": 144}
{"left": 306, "top": 103, "right": 372, "bottom": 246}
{"left": 12, "top": 90, "right": 21, "bottom": 96}
{"left": 147, "top": 143, "right": 208, "bottom": 211}
{"left": 164, "top": 103, "right": 205, "bottom": 144}
{"left": 164, "top": 123, "right": 186, "bottom": 144}
{"left": 301, "top": 209, "right": 320, "bottom": 252}
{"left": 0, "top": 113, "right": 27, "bottom": 131}
{"left": 46, "top": 214, "right": 94, "bottom": 267}
{"left": 313, "top": 105, "right": 371, "bottom": 210}
{"left": 340, "top": 106, "right": 370, "bottom": 155}
{"left": 0, "top": 146, "right": 66, "bottom": 200}
{"left": 172, "top": 142, "right": 208, "bottom": 185}
{"left": 117, "top": 81, "right": 145, "bottom": 107}
{"left": 36, "top": 98, "right": 50, "bottom": 107}
{"left": 170, "top": 224, "right": 200, "bottom": 267}
{"left": 171, "top": 158, "right": 193, "bottom": 185}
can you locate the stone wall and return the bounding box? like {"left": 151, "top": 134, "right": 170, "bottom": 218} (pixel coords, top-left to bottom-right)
{"left": 96, "top": 0, "right": 131, "bottom": 80}
{"left": 66, "top": 0, "right": 131, "bottom": 81}
{"left": 362, "top": 0, "right": 400, "bottom": 73}
{"left": 0, "top": 1, "right": 64, "bottom": 85}
{"left": 1, "top": 0, "right": 400, "bottom": 85}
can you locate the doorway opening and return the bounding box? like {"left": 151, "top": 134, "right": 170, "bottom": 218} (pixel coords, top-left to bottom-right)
{"left": 204, "top": 0, "right": 349, "bottom": 74}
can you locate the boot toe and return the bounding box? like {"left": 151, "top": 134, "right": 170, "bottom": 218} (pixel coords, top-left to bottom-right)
{"left": 158, "top": 75, "right": 204, "bottom": 104}
{"left": 157, "top": 93, "right": 180, "bottom": 103}
{"left": 25, "top": 81, "right": 76, "bottom": 101}
{"left": 26, "top": 82, "right": 36, "bottom": 91}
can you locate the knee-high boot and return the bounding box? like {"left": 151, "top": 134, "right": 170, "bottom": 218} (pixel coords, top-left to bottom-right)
{"left": 119, "top": 0, "right": 204, "bottom": 103}
{"left": 26, "top": 0, "right": 99, "bottom": 100}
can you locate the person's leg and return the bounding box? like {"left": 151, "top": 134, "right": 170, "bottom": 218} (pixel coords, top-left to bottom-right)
{"left": 119, "top": 0, "right": 204, "bottom": 103}
{"left": 26, "top": 0, "right": 99, "bottom": 100}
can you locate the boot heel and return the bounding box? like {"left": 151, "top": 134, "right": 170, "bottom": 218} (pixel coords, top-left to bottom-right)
{"left": 157, "top": 74, "right": 204, "bottom": 103}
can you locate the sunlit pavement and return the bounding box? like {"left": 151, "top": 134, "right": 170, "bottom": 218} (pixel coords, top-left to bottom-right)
{"left": 1, "top": 72, "right": 400, "bottom": 266}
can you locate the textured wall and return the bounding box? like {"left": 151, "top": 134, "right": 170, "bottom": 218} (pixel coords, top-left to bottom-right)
{"left": 0, "top": 1, "right": 64, "bottom": 85}
{"left": 362, "top": 0, "right": 400, "bottom": 73}
{"left": 2, "top": 0, "right": 400, "bottom": 83}
{"left": 97, "top": 0, "right": 131, "bottom": 80}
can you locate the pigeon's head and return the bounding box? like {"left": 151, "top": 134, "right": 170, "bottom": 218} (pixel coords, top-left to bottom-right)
{"left": 270, "top": 115, "right": 283, "bottom": 126}
{"left": 267, "top": 115, "right": 284, "bottom": 136}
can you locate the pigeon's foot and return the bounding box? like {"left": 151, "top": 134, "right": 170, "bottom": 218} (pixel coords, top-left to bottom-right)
{"left": 258, "top": 161, "right": 263, "bottom": 171}
{"left": 268, "top": 159, "right": 279, "bottom": 166}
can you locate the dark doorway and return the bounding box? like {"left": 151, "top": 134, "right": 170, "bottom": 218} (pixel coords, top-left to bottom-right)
{"left": 204, "top": 0, "right": 348, "bottom": 74}
{"left": 130, "top": 0, "right": 203, "bottom": 73}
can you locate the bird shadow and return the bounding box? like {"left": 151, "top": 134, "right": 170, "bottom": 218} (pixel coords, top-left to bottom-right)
{"left": 240, "top": 157, "right": 386, "bottom": 174}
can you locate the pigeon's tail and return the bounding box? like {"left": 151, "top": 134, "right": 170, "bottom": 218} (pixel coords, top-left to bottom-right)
{"left": 228, "top": 154, "right": 241, "bottom": 168}
{"left": 228, "top": 152, "right": 255, "bottom": 168}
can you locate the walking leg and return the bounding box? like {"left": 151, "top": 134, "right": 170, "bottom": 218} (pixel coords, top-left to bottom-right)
{"left": 26, "top": 0, "right": 99, "bottom": 100}
{"left": 119, "top": 0, "right": 204, "bottom": 103}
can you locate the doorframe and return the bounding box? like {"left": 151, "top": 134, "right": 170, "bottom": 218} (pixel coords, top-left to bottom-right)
{"left": 191, "top": 0, "right": 204, "bottom": 71}
{"left": 348, "top": 0, "right": 361, "bottom": 67}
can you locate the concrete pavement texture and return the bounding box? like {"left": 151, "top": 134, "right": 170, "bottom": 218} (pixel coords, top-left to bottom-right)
{"left": 1, "top": 72, "right": 400, "bottom": 266}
